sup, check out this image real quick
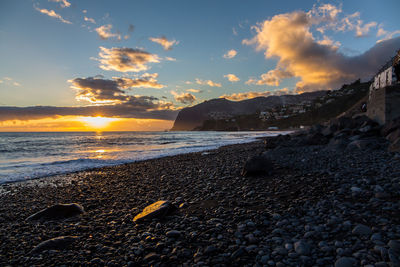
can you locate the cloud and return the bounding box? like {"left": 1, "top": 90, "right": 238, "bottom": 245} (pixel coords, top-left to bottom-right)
{"left": 243, "top": 4, "right": 400, "bottom": 92}
{"left": 97, "top": 46, "right": 160, "bottom": 72}
{"left": 149, "top": 36, "right": 179, "bottom": 50}
{"left": 0, "top": 76, "right": 179, "bottom": 121}
{"left": 246, "top": 69, "right": 292, "bottom": 86}
{"left": 309, "top": 4, "right": 376, "bottom": 37}
{"left": 84, "top": 16, "right": 96, "bottom": 24}
{"left": 223, "top": 49, "right": 237, "bottom": 59}
{"left": 123, "top": 24, "right": 135, "bottom": 40}
{"left": 186, "top": 89, "right": 202, "bottom": 93}
{"left": 171, "top": 91, "right": 196, "bottom": 104}
{"left": 0, "top": 77, "right": 21, "bottom": 87}
{"left": 224, "top": 74, "right": 240, "bottom": 82}
{"left": 34, "top": 6, "right": 72, "bottom": 24}
{"left": 95, "top": 24, "right": 122, "bottom": 40}
{"left": 220, "top": 91, "right": 271, "bottom": 101}
{"left": 0, "top": 105, "right": 178, "bottom": 121}
{"left": 377, "top": 26, "right": 400, "bottom": 43}
{"left": 49, "top": 0, "right": 71, "bottom": 8}
{"left": 70, "top": 76, "right": 164, "bottom": 104}
{"left": 220, "top": 88, "right": 293, "bottom": 101}
{"left": 195, "top": 78, "right": 222, "bottom": 87}
{"left": 165, "top": 56, "right": 177, "bottom": 61}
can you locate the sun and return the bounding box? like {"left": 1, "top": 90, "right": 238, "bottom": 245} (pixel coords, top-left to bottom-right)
{"left": 79, "top": 116, "right": 119, "bottom": 129}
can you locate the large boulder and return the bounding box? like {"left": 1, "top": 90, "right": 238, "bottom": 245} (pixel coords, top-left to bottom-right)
{"left": 26, "top": 203, "right": 84, "bottom": 221}
{"left": 30, "top": 236, "right": 79, "bottom": 254}
{"left": 133, "top": 200, "right": 173, "bottom": 223}
{"left": 242, "top": 154, "right": 273, "bottom": 177}
{"left": 346, "top": 139, "right": 381, "bottom": 150}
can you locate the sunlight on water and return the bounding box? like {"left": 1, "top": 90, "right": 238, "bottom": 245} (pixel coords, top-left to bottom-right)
{"left": 0, "top": 131, "right": 289, "bottom": 183}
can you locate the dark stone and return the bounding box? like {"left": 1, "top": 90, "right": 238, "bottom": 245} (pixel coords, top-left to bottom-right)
{"left": 133, "top": 200, "right": 173, "bottom": 223}
{"left": 231, "top": 247, "right": 245, "bottom": 258}
{"left": 303, "top": 132, "right": 329, "bottom": 145}
{"left": 347, "top": 139, "right": 380, "bottom": 150}
{"left": 30, "top": 236, "right": 79, "bottom": 254}
{"left": 26, "top": 203, "right": 84, "bottom": 221}
{"left": 335, "top": 117, "right": 356, "bottom": 130}
{"left": 389, "top": 138, "right": 400, "bottom": 152}
{"left": 334, "top": 257, "right": 356, "bottom": 267}
{"left": 204, "top": 245, "right": 217, "bottom": 255}
{"left": 242, "top": 154, "right": 273, "bottom": 176}
{"left": 381, "top": 117, "right": 400, "bottom": 137}
{"left": 143, "top": 252, "right": 161, "bottom": 262}
{"left": 386, "top": 129, "right": 400, "bottom": 142}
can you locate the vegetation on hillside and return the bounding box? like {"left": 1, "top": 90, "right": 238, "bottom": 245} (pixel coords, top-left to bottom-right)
{"left": 196, "top": 80, "right": 370, "bottom": 131}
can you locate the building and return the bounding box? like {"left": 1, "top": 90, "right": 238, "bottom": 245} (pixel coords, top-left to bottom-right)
{"left": 367, "top": 50, "right": 400, "bottom": 124}
{"left": 370, "top": 50, "right": 400, "bottom": 91}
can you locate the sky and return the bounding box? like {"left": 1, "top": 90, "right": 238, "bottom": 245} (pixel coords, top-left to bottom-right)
{"left": 0, "top": 0, "right": 400, "bottom": 131}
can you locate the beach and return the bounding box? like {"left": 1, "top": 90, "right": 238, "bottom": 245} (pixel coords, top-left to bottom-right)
{"left": 1, "top": 122, "right": 400, "bottom": 266}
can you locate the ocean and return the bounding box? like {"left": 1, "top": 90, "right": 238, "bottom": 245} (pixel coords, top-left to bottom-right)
{"left": 0, "top": 131, "right": 286, "bottom": 184}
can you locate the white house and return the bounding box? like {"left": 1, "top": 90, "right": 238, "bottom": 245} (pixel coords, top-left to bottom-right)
{"left": 370, "top": 50, "right": 400, "bottom": 91}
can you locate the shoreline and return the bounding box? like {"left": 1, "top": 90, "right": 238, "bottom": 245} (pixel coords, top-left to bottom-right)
{"left": 1, "top": 120, "right": 400, "bottom": 266}
{"left": 0, "top": 139, "right": 261, "bottom": 190}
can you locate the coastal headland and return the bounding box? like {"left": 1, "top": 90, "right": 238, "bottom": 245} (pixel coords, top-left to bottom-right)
{"left": 1, "top": 116, "right": 400, "bottom": 266}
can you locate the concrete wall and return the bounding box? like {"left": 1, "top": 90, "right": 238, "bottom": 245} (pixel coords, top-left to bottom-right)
{"left": 367, "top": 86, "right": 386, "bottom": 124}
{"left": 386, "top": 85, "right": 400, "bottom": 122}
{"left": 367, "top": 84, "right": 400, "bottom": 124}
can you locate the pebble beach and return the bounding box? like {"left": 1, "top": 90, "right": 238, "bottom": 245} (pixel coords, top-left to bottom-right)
{"left": 1, "top": 117, "right": 400, "bottom": 266}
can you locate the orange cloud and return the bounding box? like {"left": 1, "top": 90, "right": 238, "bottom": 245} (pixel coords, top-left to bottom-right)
{"left": 49, "top": 0, "right": 71, "bottom": 8}
{"left": 220, "top": 88, "right": 293, "bottom": 101}
{"left": 243, "top": 4, "right": 400, "bottom": 92}
{"left": 95, "top": 24, "right": 121, "bottom": 40}
{"left": 70, "top": 76, "right": 164, "bottom": 104}
{"left": 98, "top": 46, "right": 160, "bottom": 72}
{"left": 149, "top": 36, "right": 179, "bottom": 50}
{"left": 195, "top": 78, "right": 221, "bottom": 87}
{"left": 223, "top": 49, "right": 237, "bottom": 59}
{"left": 171, "top": 91, "right": 196, "bottom": 104}
{"left": 34, "top": 6, "right": 72, "bottom": 24}
{"left": 224, "top": 74, "right": 240, "bottom": 82}
{"left": 84, "top": 16, "right": 96, "bottom": 24}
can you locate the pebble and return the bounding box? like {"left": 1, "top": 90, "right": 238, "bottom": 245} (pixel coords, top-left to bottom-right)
{"left": 334, "top": 257, "right": 356, "bottom": 267}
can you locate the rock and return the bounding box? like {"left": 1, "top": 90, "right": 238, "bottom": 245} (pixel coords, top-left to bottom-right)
{"left": 389, "top": 137, "right": 400, "bottom": 152}
{"left": 204, "top": 245, "right": 217, "bottom": 255}
{"left": 388, "top": 240, "right": 400, "bottom": 254}
{"left": 241, "top": 154, "right": 273, "bottom": 176}
{"left": 30, "top": 236, "right": 79, "bottom": 254}
{"left": 334, "top": 257, "right": 356, "bottom": 267}
{"left": 166, "top": 230, "right": 181, "bottom": 238}
{"left": 26, "top": 203, "right": 84, "bottom": 221}
{"left": 143, "top": 252, "right": 161, "bottom": 262}
{"left": 352, "top": 224, "right": 372, "bottom": 237}
{"left": 347, "top": 139, "right": 379, "bottom": 150}
{"left": 133, "top": 200, "right": 172, "bottom": 223}
{"left": 231, "top": 247, "right": 245, "bottom": 258}
{"left": 294, "top": 240, "right": 310, "bottom": 255}
{"left": 303, "top": 132, "right": 328, "bottom": 145}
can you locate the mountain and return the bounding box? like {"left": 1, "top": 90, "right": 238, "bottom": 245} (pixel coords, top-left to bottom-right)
{"left": 171, "top": 91, "right": 327, "bottom": 131}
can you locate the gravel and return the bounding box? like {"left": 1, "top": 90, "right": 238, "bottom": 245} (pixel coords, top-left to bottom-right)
{"left": 1, "top": 123, "right": 400, "bottom": 265}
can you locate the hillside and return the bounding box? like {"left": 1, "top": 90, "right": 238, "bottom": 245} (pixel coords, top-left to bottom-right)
{"left": 194, "top": 80, "right": 370, "bottom": 131}
{"left": 170, "top": 91, "right": 326, "bottom": 131}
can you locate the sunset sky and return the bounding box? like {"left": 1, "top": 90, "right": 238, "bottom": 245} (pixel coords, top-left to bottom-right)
{"left": 1, "top": 0, "right": 400, "bottom": 131}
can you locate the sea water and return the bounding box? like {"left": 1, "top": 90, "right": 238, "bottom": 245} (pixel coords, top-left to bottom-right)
{"left": 0, "top": 131, "right": 286, "bottom": 183}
